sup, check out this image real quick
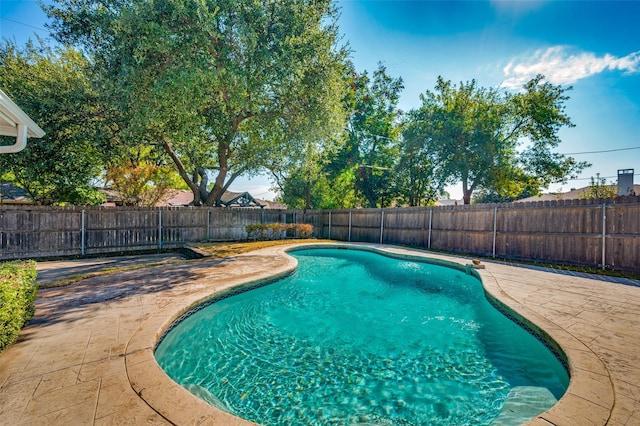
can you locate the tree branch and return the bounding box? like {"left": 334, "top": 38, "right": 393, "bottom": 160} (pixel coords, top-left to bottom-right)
{"left": 222, "top": 170, "right": 244, "bottom": 193}
{"left": 161, "top": 139, "right": 202, "bottom": 205}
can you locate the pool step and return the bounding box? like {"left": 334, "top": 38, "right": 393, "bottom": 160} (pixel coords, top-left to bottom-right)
{"left": 183, "top": 383, "right": 231, "bottom": 411}
{"left": 492, "top": 386, "right": 558, "bottom": 425}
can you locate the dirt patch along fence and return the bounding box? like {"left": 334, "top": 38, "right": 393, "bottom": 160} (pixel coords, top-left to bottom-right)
{"left": 1, "top": 197, "right": 638, "bottom": 273}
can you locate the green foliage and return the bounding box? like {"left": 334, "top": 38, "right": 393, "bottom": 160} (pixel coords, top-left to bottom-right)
{"left": 0, "top": 40, "right": 112, "bottom": 205}
{"left": 0, "top": 260, "right": 38, "bottom": 351}
{"left": 345, "top": 64, "right": 404, "bottom": 208}
{"left": 46, "top": 0, "right": 350, "bottom": 206}
{"left": 274, "top": 64, "right": 404, "bottom": 209}
{"left": 246, "top": 223, "right": 313, "bottom": 241}
{"left": 472, "top": 188, "right": 533, "bottom": 204}
{"left": 580, "top": 173, "right": 618, "bottom": 199}
{"left": 407, "top": 75, "right": 589, "bottom": 204}
{"left": 396, "top": 111, "right": 441, "bottom": 206}
{"left": 275, "top": 164, "right": 356, "bottom": 210}
{"left": 105, "top": 161, "right": 176, "bottom": 207}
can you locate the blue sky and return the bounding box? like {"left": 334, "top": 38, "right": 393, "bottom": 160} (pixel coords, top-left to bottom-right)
{"left": 2, "top": 0, "right": 639, "bottom": 200}
{"left": 338, "top": 0, "right": 640, "bottom": 197}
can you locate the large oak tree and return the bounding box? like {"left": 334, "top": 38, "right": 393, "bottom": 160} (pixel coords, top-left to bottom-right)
{"left": 46, "top": 0, "right": 349, "bottom": 205}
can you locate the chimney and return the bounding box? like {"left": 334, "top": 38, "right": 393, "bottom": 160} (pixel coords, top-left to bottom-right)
{"left": 617, "top": 169, "right": 634, "bottom": 195}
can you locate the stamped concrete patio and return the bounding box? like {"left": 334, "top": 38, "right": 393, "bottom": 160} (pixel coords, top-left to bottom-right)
{"left": 0, "top": 243, "right": 638, "bottom": 425}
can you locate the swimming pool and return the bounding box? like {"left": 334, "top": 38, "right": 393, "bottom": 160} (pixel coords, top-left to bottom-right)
{"left": 155, "top": 248, "right": 569, "bottom": 425}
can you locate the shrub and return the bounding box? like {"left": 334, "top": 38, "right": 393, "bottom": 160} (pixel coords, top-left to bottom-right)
{"left": 0, "top": 260, "right": 38, "bottom": 351}
{"left": 246, "top": 223, "right": 314, "bottom": 240}
{"left": 295, "top": 223, "right": 313, "bottom": 238}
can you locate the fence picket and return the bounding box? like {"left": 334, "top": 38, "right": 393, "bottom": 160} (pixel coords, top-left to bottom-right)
{"left": 0, "top": 198, "right": 638, "bottom": 273}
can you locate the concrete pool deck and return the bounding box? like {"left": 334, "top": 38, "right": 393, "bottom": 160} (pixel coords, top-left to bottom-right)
{"left": 0, "top": 243, "right": 638, "bottom": 425}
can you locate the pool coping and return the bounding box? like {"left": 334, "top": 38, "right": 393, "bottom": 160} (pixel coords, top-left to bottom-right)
{"left": 125, "top": 242, "right": 614, "bottom": 425}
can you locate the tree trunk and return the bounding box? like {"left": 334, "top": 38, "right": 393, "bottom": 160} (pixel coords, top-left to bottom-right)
{"left": 205, "top": 116, "right": 249, "bottom": 206}
{"left": 463, "top": 189, "right": 472, "bottom": 205}
{"left": 305, "top": 178, "right": 311, "bottom": 210}
{"left": 206, "top": 173, "right": 227, "bottom": 206}
{"left": 462, "top": 179, "right": 473, "bottom": 205}
{"left": 162, "top": 140, "right": 202, "bottom": 205}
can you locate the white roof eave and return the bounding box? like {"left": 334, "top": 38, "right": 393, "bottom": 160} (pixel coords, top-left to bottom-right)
{"left": 0, "top": 88, "right": 45, "bottom": 153}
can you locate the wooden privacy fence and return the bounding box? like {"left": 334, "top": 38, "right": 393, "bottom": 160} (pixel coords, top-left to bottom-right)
{"left": 0, "top": 205, "right": 291, "bottom": 259}
{"left": 302, "top": 197, "right": 640, "bottom": 274}
{"left": 0, "top": 197, "right": 638, "bottom": 273}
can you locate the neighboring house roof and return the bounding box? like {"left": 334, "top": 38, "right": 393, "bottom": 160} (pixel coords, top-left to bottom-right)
{"left": 0, "top": 183, "right": 32, "bottom": 204}
{"left": 98, "top": 187, "right": 123, "bottom": 204}
{"left": 0, "top": 184, "right": 285, "bottom": 208}
{"left": 157, "top": 189, "right": 287, "bottom": 209}
{"left": 515, "top": 184, "right": 640, "bottom": 203}
{"left": 0, "top": 89, "right": 45, "bottom": 153}
{"left": 219, "top": 191, "right": 264, "bottom": 208}
{"left": 157, "top": 189, "right": 193, "bottom": 207}
{"left": 435, "top": 198, "right": 462, "bottom": 206}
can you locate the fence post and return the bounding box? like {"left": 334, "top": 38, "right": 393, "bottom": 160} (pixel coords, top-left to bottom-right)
{"left": 207, "top": 209, "right": 211, "bottom": 241}
{"left": 348, "top": 210, "right": 352, "bottom": 242}
{"left": 492, "top": 206, "right": 497, "bottom": 258}
{"left": 158, "top": 209, "right": 163, "bottom": 250}
{"left": 328, "top": 211, "right": 332, "bottom": 239}
{"left": 601, "top": 203, "right": 606, "bottom": 270}
{"left": 380, "top": 210, "right": 385, "bottom": 244}
{"left": 81, "top": 209, "right": 86, "bottom": 256}
{"left": 428, "top": 209, "right": 433, "bottom": 249}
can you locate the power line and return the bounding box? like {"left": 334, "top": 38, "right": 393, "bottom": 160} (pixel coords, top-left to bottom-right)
{"left": 0, "top": 17, "right": 49, "bottom": 33}
{"left": 561, "top": 146, "right": 640, "bottom": 155}
{"left": 568, "top": 174, "right": 640, "bottom": 181}
{"left": 352, "top": 129, "right": 640, "bottom": 157}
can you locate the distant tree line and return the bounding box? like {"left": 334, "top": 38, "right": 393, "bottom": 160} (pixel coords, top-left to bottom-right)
{"left": 0, "top": 0, "right": 588, "bottom": 207}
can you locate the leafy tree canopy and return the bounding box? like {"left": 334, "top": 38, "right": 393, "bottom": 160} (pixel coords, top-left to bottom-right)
{"left": 340, "top": 64, "right": 403, "bottom": 208}
{"left": 272, "top": 63, "right": 403, "bottom": 209}
{"left": 580, "top": 173, "right": 618, "bottom": 199}
{"left": 0, "top": 39, "right": 113, "bottom": 205}
{"left": 45, "top": 0, "right": 350, "bottom": 206}
{"left": 407, "top": 75, "right": 589, "bottom": 204}
{"left": 396, "top": 109, "right": 441, "bottom": 206}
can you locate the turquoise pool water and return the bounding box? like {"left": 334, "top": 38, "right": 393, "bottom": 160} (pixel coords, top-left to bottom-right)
{"left": 155, "top": 248, "right": 569, "bottom": 425}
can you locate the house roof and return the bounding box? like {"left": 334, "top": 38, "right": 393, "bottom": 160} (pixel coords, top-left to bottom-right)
{"left": 515, "top": 184, "right": 640, "bottom": 203}
{"left": 157, "top": 189, "right": 287, "bottom": 209}
{"left": 434, "top": 198, "right": 462, "bottom": 206}
{"left": 0, "top": 89, "right": 45, "bottom": 153}
{"left": 158, "top": 189, "right": 193, "bottom": 206}
{"left": 219, "top": 191, "right": 264, "bottom": 208}
{"left": 0, "top": 183, "right": 32, "bottom": 204}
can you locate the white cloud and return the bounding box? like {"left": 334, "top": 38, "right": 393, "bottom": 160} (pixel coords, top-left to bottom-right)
{"left": 502, "top": 46, "right": 640, "bottom": 89}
